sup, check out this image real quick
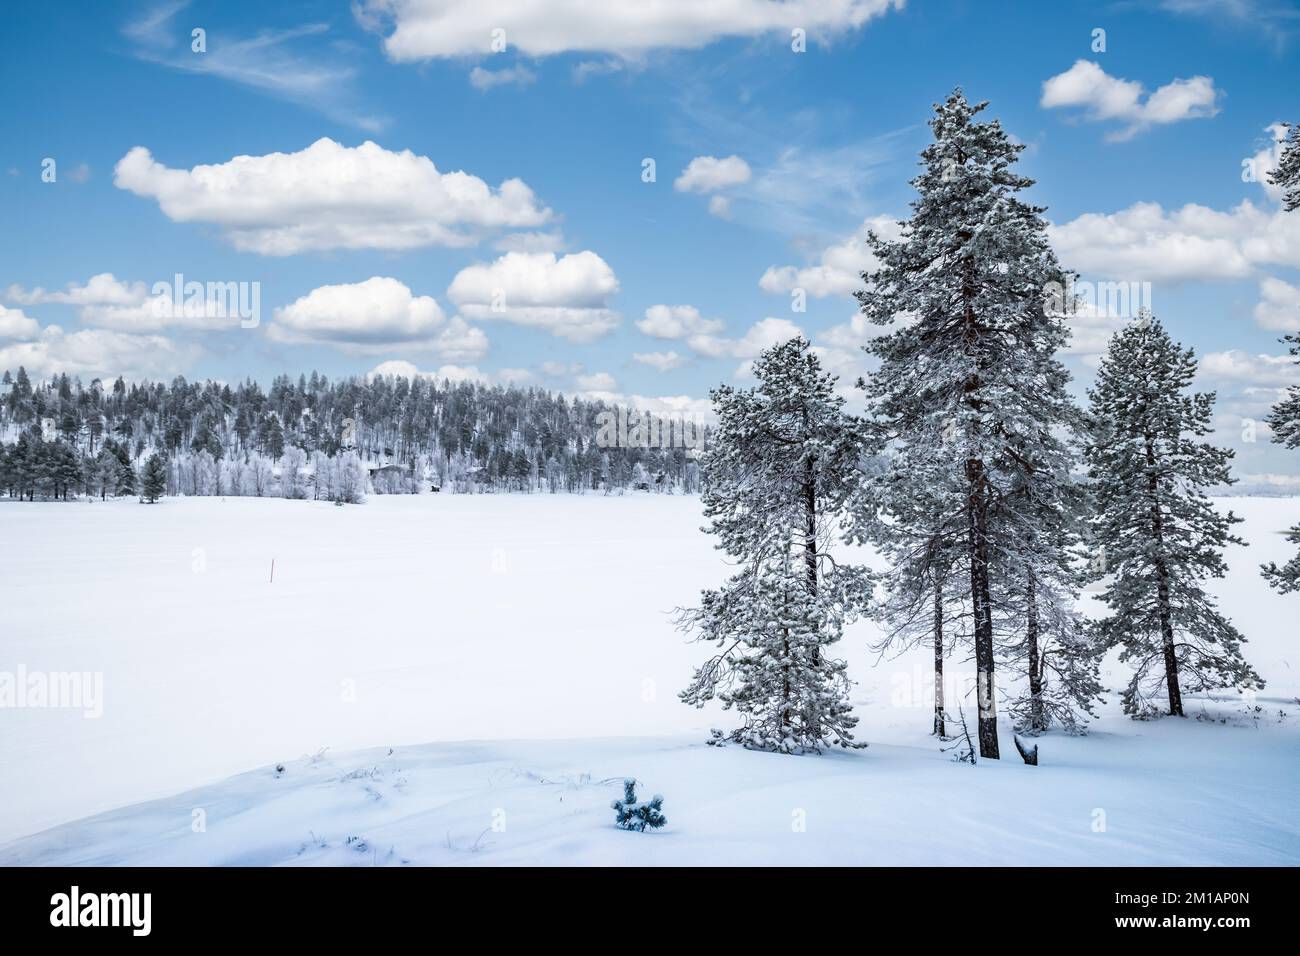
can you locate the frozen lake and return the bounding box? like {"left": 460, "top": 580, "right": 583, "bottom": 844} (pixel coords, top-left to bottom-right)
{"left": 1, "top": 493, "right": 1298, "bottom": 864}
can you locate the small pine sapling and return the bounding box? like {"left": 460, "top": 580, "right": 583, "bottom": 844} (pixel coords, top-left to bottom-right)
{"left": 611, "top": 779, "right": 667, "bottom": 832}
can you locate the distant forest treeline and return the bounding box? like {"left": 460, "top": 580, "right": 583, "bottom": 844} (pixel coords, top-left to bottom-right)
{"left": 0, "top": 366, "right": 705, "bottom": 501}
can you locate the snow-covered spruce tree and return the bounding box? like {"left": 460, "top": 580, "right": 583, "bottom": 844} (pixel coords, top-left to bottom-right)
{"left": 679, "top": 337, "right": 872, "bottom": 754}
{"left": 118, "top": 453, "right": 137, "bottom": 497}
{"left": 140, "top": 453, "right": 166, "bottom": 504}
{"left": 1086, "top": 317, "right": 1262, "bottom": 717}
{"left": 858, "top": 89, "right": 1078, "bottom": 757}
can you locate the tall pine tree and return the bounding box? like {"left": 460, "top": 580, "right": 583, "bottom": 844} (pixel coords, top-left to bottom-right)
{"left": 680, "top": 338, "right": 873, "bottom": 753}
{"left": 1086, "top": 317, "right": 1261, "bottom": 716}
{"left": 858, "top": 89, "right": 1078, "bottom": 757}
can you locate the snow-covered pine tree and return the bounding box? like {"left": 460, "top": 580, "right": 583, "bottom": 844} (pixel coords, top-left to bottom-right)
{"left": 611, "top": 779, "right": 667, "bottom": 832}
{"left": 116, "top": 452, "right": 137, "bottom": 497}
{"left": 141, "top": 453, "right": 166, "bottom": 504}
{"left": 679, "top": 337, "right": 872, "bottom": 753}
{"left": 858, "top": 89, "right": 1077, "bottom": 757}
{"left": 1086, "top": 316, "right": 1262, "bottom": 716}
{"left": 261, "top": 413, "right": 285, "bottom": 461}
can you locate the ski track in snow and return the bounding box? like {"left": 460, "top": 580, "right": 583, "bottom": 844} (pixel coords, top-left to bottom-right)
{"left": 1, "top": 493, "right": 1297, "bottom": 865}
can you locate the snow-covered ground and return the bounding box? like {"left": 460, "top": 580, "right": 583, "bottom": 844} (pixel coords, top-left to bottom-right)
{"left": 1, "top": 494, "right": 1297, "bottom": 865}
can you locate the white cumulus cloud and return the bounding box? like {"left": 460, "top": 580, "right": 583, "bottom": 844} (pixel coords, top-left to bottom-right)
{"left": 114, "top": 138, "right": 552, "bottom": 255}
{"left": 6, "top": 272, "right": 251, "bottom": 332}
{"left": 760, "top": 215, "right": 901, "bottom": 298}
{"left": 447, "top": 251, "right": 620, "bottom": 342}
{"left": 1254, "top": 277, "right": 1300, "bottom": 332}
{"left": 675, "top": 155, "right": 752, "bottom": 193}
{"left": 358, "top": 0, "right": 904, "bottom": 61}
{"left": 7, "top": 273, "right": 148, "bottom": 308}
{"left": 1040, "top": 60, "right": 1220, "bottom": 141}
{"left": 0, "top": 305, "right": 42, "bottom": 341}
{"left": 1048, "top": 200, "right": 1300, "bottom": 282}
{"left": 1200, "top": 349, "right": 1300, "bottom": 386}
{"left": 368, "top": 359, "right": 492, "bottom": 385}
{"left": 632, "top": 350, "right": 686, "bottom": 371}
{"left": 1245, "top": 123, "right": 1294, "bottom": 205}
{"left": 269, "top": 277, "right": 487, "bottom": 360}
{"left": 688, "top": 316, "right": 804, "bottom": 361}
{"left": 637, "top": 304, "right": 725, "bottom": 340}
{"left": 0, "top": 326, "right": 199, "bottom": 381}
{"left": 576, "top": 371, "right": 618, "bottom": 391}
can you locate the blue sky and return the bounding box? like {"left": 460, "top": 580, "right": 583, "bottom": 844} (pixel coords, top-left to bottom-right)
{"left": 2, "top": 0, "right": 1299, "bottom": 481}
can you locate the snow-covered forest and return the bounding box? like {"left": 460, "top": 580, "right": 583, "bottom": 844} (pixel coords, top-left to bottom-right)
{"left": 0, "top": 368, "right": 704, "bottom": 501}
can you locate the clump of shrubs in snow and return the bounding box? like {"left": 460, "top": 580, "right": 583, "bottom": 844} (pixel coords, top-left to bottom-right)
{"left": 611, "top": 779, "right": 667, "bottom": 832}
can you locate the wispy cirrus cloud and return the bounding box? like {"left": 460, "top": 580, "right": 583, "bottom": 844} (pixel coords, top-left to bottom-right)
{"left": 665, "top": 69, "right": 913, "bottom": 239}
{"left": 469, "top": 64, "right": 537, "bottom": 91}
{"left": 1159, "top": 0, "right": 1300, "bottom": 48}
{"left": 123, "top": 1, "right": 387, "bottom": 131}
{"left": 632, "top": 350, "right": 686, "bottom": 371}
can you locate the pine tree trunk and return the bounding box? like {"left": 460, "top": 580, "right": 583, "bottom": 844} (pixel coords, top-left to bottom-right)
{"left": 1027, "top": 569, "right": 1045, "bottom": 732}
{"left": 1145, "top": 435, "right": 1183, "bottom": 716}
{"left": 803, "top": 456, "right": 817, "bottom": 593}
{"left": 966, "top": 458, "right": 1000, "bottom": 759}
{"left": 933, "top": 575, "right": 945, "bottom": 737}
{"left": 1156, "top": 559, "right": 1183, "bottom": 717}
{"left": 781, "top": 626, "right": 793, "bottom": 736}
{"left": 958, "top": 235, "right": 999, "bottom": 759}
{"left": 781, "top": 567, "right": 794, "bottom": 738}
{"left": 803, "top": 450, "right": 820, "bottom": 667}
